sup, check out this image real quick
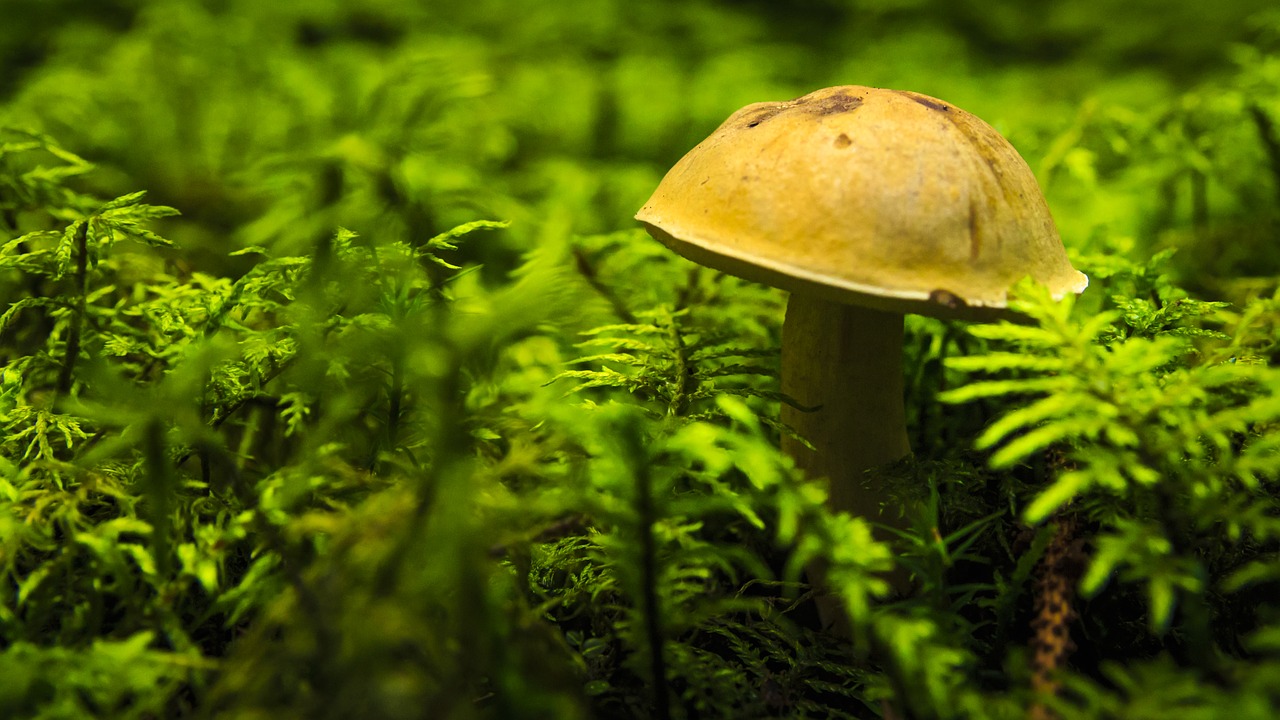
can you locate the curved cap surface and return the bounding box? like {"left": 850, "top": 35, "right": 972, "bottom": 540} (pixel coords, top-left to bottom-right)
{"left": 636, "top": 86, "right": 1088, "bottom": 319}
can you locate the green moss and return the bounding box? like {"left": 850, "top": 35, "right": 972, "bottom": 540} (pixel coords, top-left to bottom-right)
{"left": 2, "top": 2, "right": 1279, "bottom": 718}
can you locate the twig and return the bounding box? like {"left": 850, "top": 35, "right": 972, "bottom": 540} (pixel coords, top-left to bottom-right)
{"left": 1028, "top": 515, "right": 1082, "bottom": 720}
{"left": 572, "top": 245, "right": 637, "bottom": 324}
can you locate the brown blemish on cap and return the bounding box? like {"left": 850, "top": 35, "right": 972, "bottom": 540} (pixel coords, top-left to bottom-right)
{"left": 744, "top": 90, "right": 864, "bottom": 127}
{"left": 900, "top": 91, "right": 950, "bottom": 112}
{"left": 967, "top": 197, "right": 982, "bottom": 261}
{"left": 898, "top": 91, "right": 1006, "bottom": 186}
{"left": 834, "top": 133, "right": 852, "bottom": 148}
{"left": 798, "top": 89, "right": 864, "bottom": 116}
{"left": 743, "top": 105, "right": 787, "bottom": 128}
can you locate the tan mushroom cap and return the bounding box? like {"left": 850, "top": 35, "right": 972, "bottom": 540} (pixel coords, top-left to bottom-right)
{"left": 636, "top": 85, "right": 1088, "bottom": 320}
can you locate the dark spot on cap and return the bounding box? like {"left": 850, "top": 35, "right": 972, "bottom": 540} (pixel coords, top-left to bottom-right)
{"left": 929, "top": 289, "right": 967, "bottom": 308}
{"left": 804, "top": 90, "right": 863, "bottom": 116}
{"left": 833, "top": 133, "right": 852, "bottom": 148}
{"left": 742, "top": 91, "right": 864, "bottom": 129}
{"left": 742, "top": 106, "right": 786, "bottom": 128}
{"left": 968, "top": 197, "right": 982, "bottom": 261}
{"left": 905, "top": 93, "right": 951, "bottom": 112}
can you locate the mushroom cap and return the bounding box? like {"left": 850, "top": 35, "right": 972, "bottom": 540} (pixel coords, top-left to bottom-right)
{"left": 636, "top": 86, "right": 1088, "bottom": 320}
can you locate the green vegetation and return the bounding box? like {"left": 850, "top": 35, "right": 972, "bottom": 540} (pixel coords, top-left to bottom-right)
{"left": 2, "top": 1, "right": 1279, "bottom": 718}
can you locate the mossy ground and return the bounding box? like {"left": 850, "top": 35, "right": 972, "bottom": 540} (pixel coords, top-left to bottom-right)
{"left": 2, "top": 2, "right": 1280, "bottom": 718}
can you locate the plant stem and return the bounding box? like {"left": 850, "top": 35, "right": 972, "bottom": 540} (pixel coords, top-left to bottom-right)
{"left": 635, "top": 439, "right": 671, "bottom": 720}
{"left": 1248, "top": 104, "right": 1280, "bottom": 205}
{"left": 142, "top": 417, "right": 173, "bottom": 578}
{"left": 1150, "top": 471, "right": 1218, "bottom": 675}
{"left": 387, "top": 353, "right": 404, "bottom": 453}
{"left": 666, "top": 313, "right": 692, "bottom": 417}
{"left": 55, "top": 221, "right": 90, "bottom": 397}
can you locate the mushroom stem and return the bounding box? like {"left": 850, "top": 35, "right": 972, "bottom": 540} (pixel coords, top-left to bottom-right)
{"left": 781, "top": 294, "right": 912, "bottom": 610}
{"left": 782, "top": 294, "right": 911, "bottom": 512}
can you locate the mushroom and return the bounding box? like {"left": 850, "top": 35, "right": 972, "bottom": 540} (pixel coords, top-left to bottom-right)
{"left": 635, "top": 86, "right": 1087, "bottom": 597}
